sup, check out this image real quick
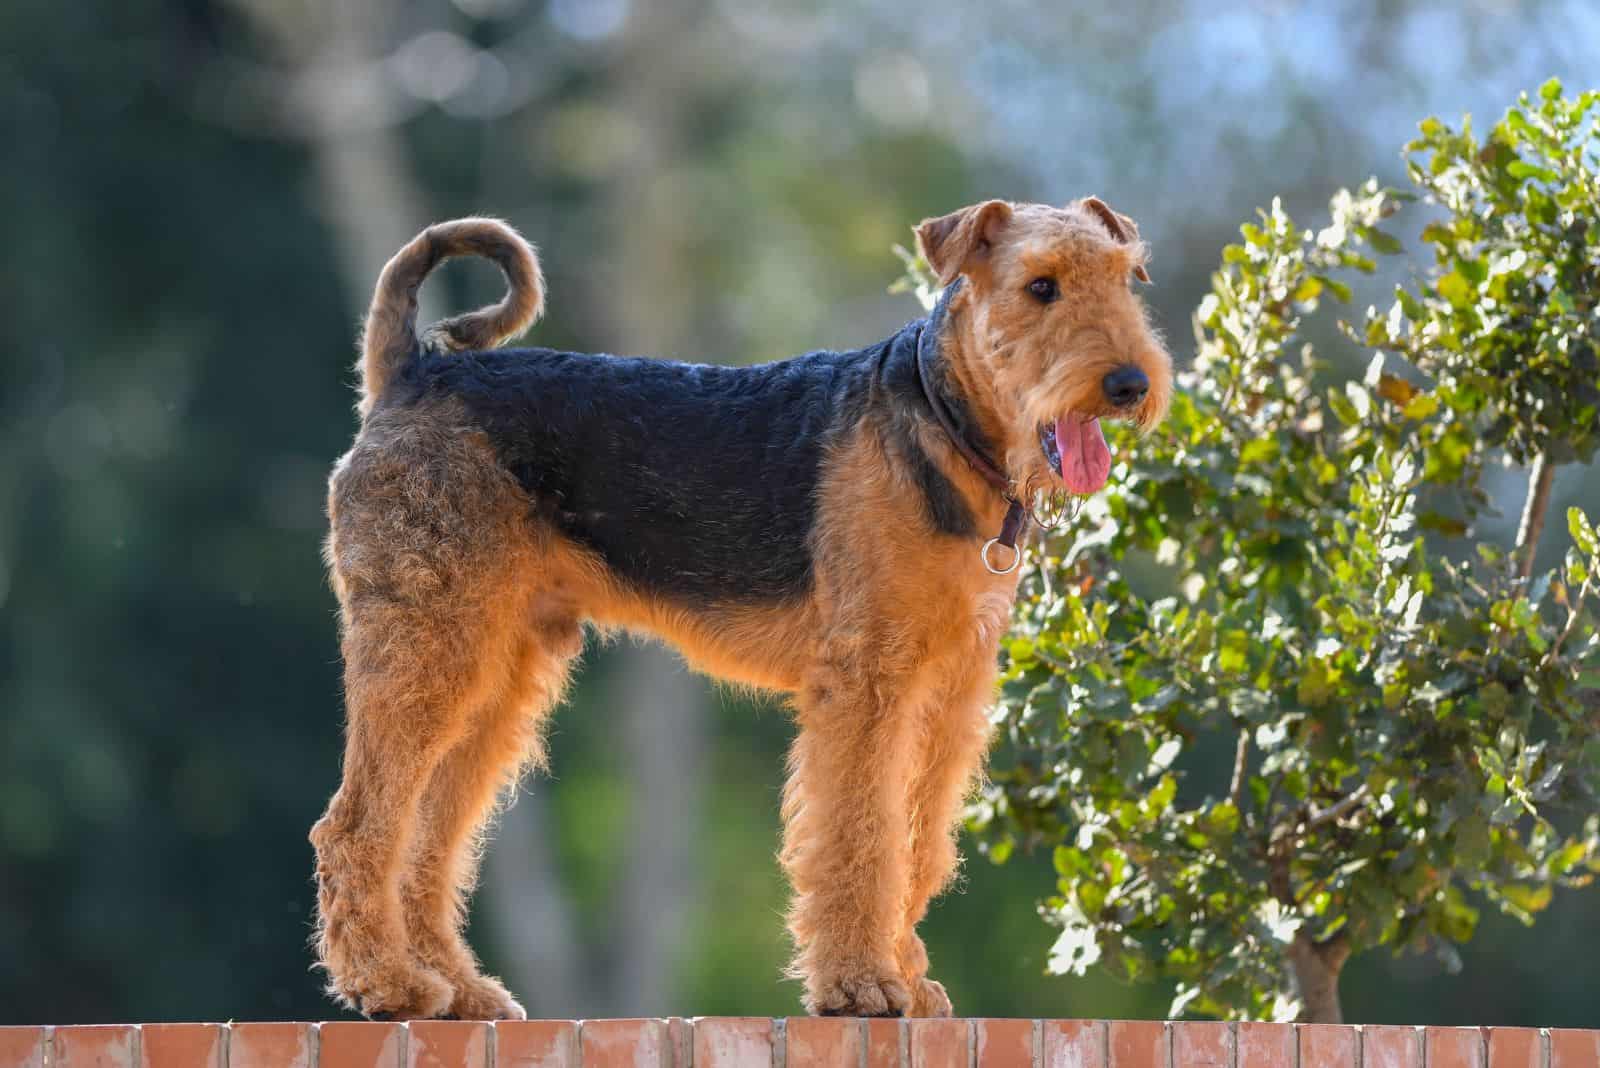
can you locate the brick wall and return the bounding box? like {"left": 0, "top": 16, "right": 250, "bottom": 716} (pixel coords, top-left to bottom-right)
{"left": 2, "top": 1019, "right": 1598, "bottom": 1068}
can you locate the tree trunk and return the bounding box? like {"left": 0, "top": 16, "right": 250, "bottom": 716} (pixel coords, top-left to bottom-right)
{"left": 608, "top": 643, "right": 707, "bottom": 1016}
{"left": 1515, "top": 450, "right": 1556, "bottom": 580}
{"left": 587, "top": 0, "right": 709, "bottom": 1017}
{"left": 1288, "top": 933, "right": 1349, "bottom": 1024}
{"left": 222, "top": 0, "right": 442, "bottom": 332}
{"left": 482, "top": 791, "right": 589, "bottom": 1017}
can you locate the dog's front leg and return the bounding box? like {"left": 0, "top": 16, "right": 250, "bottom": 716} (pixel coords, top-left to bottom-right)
{"left": 781, "top": 654, "right": 918, "bottom": 1017}
{"left": 895, "top": 657, "right": 1000, "bottom": 1017}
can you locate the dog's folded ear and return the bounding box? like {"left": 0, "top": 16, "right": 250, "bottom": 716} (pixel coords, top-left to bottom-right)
{"left": 1079, "top": 196, "right": 1152, "bottom": 283}
{"left": 915, "top": 200, "right": 1013, "bottom": 286}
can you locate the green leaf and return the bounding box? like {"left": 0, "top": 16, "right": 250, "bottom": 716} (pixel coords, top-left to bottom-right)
{"left": 1551, "top": 840, "right": 1593, "bottom": 875}
{"left": 1499, "top": 883, "right": 1553, "bottom": 916}
{"left": 1395, "top": 286, "right": 1426, "bottom": 321}
{"left": 1507, "top": 160, "right": 1559, "bottom": 183}
{"left": 1437, "top": 271, "right": 1475, "bottom": 309}
{"left": 1327, "top": 388, "right": 1360, "bottom": 426}
{"left": 1365, "top": 228, "right": 1404, "bottom": 255}
{"left": 1403, "top": 393, "right": 1439, "bottom": 420}
{"left": 1239, "top": 435, "right": 1281, "bottom": 466}
{"left": 1540, "top": 77, "right": 1564, "bottom": 101}
{"left": 1207, "top": 800, "right": 1242, "bottom": 836}
{"left": 1147, "top": 774, "right": 1178, "bottom": 814}
{"left": 1313, "top": 274, "right": 1353, "bottom": 303}
{"left": 1293, "top": 276, "right": 1324, "bottom": 303}
{"left": 1570, "top": 507, "right": 1599, "bottom": 556}
{"left": 1218, "top": 631, "right": 1251, "bottom": 674}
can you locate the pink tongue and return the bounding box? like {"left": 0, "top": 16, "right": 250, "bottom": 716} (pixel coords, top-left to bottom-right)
{"left": 1056, "top": 415, "right": 1111, "bottom": 494}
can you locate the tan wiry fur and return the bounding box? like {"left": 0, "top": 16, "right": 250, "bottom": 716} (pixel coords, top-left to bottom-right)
{"left": 311, "top": 202, "right": 1171, "bottom": 1021}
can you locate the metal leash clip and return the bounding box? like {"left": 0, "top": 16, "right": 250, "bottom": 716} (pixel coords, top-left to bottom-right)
{"left": 1029, "top": 492, "right": 1079, "bottom": 530}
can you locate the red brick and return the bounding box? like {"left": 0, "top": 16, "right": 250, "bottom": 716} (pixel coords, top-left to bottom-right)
{"left": 406, "top": 1022, "right": 487, "bottom": 1068}
{"left": 319, "top": 1023, "right": 404, "bottom": 1068}
{"left": 693, "top": 1019, "right": 771, "bottom": 1068}
{"left": 866, "top": 1019, "right": 904, "bottom": 1068}
{"left": 785, "top": 1019, "right": 859, "bottom": 1068}
{"left": 1301, "top": 1024, "right": 1357, "bottom": 1068}
{"left": 496, "top": 1022, "right": 577, "bottom": 1068}
{"left": 0, "top": 1028, "right": 47, "bottom": 1068}
{"left": 141, "top": 1025, "right": 222, "bottom": 1068}
{"left": 1171, "top": 1023, "right": 1229, "bottom": 1068}
{"left": 1487, "top": 1029, "right": 1541, "bottom": 1068}
{"left": 56, "top": 1026, "right": 139, "bottom": 1068}
{"left": 974, "top": 1019, "right": 1033, "bottom": 1068}
{"left": 229, "top": 1024, "right": 315, "bottom": 1068}
{"left": 667, "top": 1019, "right": 691, "bottom": 1068}
{"left": 1552, "top": 1030, "right": 1600, "bottom": 1068}
{"left": 1362, "top": 1026, "right": 1421, "bottom": 1068}
{"left": 1107, "top": 1021, "right": 1165, "bottom": 1068}
{"left": 1042, "top": 1020, "right": 1105, "bottom": 1068}
{"left": 1426, "top": 1028, "right": 1485, "bottom": 1068}
{"left": 1235, "top": 1024, "right": 1293, "bottom": 1068}
{"left": 910, "top": 1019, "right": 967, "bottom": 1068}
{"left": 581, "top": 1020, "right": 666, "bottom": 1068}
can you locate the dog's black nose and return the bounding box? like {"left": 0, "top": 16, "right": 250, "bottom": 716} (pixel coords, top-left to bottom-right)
{"left": 1102, "top": 365, "right": 1149, "bottom": 408}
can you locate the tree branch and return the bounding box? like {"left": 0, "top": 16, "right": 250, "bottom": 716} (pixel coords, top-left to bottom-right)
{"left": 1300, "top": 784, "right": 1371, "bottom": 835}
{"left": 1543, "top": 577, "right": 1593, "bottom": 669}
{"left": 1228, "top": 729, "right": 1250, "bottom": 809}
{"left": 1516, "top": 450, "right": 1556, "bottom": 580}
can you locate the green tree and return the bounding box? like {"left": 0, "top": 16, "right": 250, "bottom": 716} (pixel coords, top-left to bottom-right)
{"left": 896, "top": 86, "right": 1600, "bottom": 1023}
{"left": 1371, "top": 79, "right": 1600, "bottom": 577}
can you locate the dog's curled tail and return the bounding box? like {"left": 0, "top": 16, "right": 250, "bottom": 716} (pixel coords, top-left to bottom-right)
{"left": 358, "top": 217, "right": 545, "bottom": 416}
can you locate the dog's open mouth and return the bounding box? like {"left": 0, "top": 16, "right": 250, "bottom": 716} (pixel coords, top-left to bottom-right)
{"left": 1039, "top": 416, "right": 1111, "bottom": 495}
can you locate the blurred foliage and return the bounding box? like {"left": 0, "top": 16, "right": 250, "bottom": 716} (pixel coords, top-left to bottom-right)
{"left": 948, "top": 88, "right": 1600, "bottom": 1021}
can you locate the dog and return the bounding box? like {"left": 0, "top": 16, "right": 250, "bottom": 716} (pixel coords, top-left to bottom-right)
{"left": 310, "top": 198, "right": 1173, "bottom": 1021}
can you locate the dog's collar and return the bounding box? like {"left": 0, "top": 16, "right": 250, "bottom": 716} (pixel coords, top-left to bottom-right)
{"left": 913, "top": 289, "right": 1027, "bottom": 575}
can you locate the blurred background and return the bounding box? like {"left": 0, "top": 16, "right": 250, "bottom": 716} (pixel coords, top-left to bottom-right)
{"left": 2, "top": 0, "right": 1598, "bottom": 1028}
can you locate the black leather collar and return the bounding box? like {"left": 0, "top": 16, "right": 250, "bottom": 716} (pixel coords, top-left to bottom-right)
{"left": 912, "top": 284, "right": 1028, "bottom": 573}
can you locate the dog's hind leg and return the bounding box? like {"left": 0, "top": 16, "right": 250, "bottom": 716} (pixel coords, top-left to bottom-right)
{"left": 311, "top": 589, "right": 518, "bottom": 1019}
{"left": 400, "top": 615, "right": 580, "bottom": 1020}
{"left": 312, "top": 419, "right": 538, "bottom": 1020}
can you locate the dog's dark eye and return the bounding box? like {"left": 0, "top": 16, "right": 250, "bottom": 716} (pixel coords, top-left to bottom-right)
{"left": 1027, "top": 277, "right": 1059, "bottom": 303}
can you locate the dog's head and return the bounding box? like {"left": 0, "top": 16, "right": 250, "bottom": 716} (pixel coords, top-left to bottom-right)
{"left": 916, "top": 198, "right": 1172, "bottom": 499}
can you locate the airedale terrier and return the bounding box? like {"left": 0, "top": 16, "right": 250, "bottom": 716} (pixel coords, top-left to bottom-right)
{"left": 311, "top": 199, "right": 1173, "bottom": 1021}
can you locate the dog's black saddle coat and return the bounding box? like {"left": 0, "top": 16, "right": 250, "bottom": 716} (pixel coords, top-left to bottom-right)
{"left": 390, "top": 305, "right": 981, "bottom": 604}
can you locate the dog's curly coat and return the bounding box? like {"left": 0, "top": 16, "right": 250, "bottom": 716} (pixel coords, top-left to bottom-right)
{"left": 311, "top": 200, "right": 1173, "bottom": 1021}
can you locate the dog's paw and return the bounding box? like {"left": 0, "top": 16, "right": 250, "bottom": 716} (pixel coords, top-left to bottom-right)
{"left": 340, "top": 964, "right": 455, "bottom": 1022}
{"left": 809, "top": 970, "right": 912, "bottom": 1018}
{"left": 447, "top": 974, "right": 528, "bottom": 1021}
{"left": 908, "top": 976, "right": 953, "bottom": 1018}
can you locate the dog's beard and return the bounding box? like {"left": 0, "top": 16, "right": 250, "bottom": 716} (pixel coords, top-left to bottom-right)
{"left": 1012, "top": 355, "right": 1119, "bottom": 496}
